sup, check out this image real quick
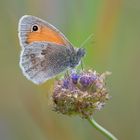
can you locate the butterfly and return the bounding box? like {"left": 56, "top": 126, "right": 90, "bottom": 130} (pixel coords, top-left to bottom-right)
{"left": 18, "top": 15, "right": 85, "bottom": 85}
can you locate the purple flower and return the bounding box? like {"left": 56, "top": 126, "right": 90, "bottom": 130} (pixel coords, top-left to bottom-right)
{"left": 52, "top": 69, "right": 111, "bottom": 118}
{"left": 79, "top": 72, "right": 97, "bottom": 87}
{"left": 80, "top": 76, "right": 91, "bottom": 87}
{"left": 62, "top": 79, "right": 69, "bottom": 89}
{"left": 71, "top": 72, "right": 80, "bottom": 84}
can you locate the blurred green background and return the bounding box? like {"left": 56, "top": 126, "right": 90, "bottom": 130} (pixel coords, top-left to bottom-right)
{"left": 0, "top": 0, "right": 140, "bottom": 139}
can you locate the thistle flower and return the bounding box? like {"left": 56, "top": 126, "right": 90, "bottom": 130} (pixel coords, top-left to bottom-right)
{"left": 52, "top": 69, "right": 111, "bottom": 118}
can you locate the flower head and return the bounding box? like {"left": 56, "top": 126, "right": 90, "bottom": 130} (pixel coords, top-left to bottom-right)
{"left": 52, "top": 69, "right": 111, "bottom": 118}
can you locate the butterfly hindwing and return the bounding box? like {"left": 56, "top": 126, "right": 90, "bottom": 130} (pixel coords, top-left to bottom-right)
{"left": 20, "top": 42, "right": 71, "bottom": 84}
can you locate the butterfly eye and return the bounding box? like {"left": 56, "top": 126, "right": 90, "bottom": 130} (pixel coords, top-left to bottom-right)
{"left": 31, "top": 24, "right": 39, "bottom": 32}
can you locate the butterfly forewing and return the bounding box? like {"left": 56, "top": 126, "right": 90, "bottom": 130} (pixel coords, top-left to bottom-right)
{"left": 18, "top": 15, "right": 72, "bottom": 48}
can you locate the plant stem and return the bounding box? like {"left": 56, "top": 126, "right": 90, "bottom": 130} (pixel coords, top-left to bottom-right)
{"left": 87, "top": 117, "right": 118, "bottom": 140}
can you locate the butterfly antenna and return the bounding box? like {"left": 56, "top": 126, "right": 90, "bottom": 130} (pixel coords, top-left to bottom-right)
{"left": 79, "top": 33, "right": 95, "bottom": 71}
{"left": 80, "top": 33, "right": 95, "bottom": 48}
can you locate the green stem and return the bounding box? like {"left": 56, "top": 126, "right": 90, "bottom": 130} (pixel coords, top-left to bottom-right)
{"left": 87, "top": 117, "right": 118, "bottom": 140}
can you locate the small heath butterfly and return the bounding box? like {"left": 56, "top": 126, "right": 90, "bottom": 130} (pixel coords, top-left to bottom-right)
{"left": 18, "top": 15, "right": 85, "bottom": 84}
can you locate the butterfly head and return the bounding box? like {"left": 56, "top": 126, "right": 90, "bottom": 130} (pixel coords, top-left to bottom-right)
{"left": 69, "top": 48, "right": 86, "bottom": 68}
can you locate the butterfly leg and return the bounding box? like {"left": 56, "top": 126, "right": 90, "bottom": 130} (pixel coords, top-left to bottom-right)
{"left": 80, "top": 59, "right": 84, "bottom": 71}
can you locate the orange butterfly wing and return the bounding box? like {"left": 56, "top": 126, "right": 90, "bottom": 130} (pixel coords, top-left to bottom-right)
{"left": 18, "top": 15, "right": 71, "bottom": 47}
{"left": 27, "top": 26, "right": 66, "bottom": 45}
